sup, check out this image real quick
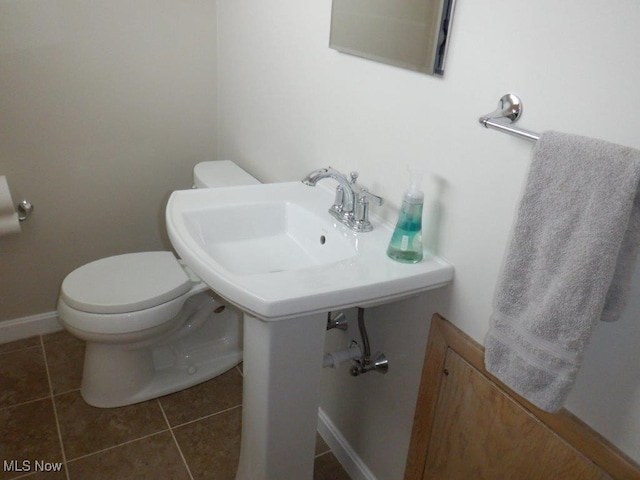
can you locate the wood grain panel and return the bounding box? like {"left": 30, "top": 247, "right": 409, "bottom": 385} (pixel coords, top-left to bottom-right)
{"left": 424, "top": 349, "right": 609, "bottom": 479}
{"left": 404, "top": 314, "right": 640, "bottom": 480}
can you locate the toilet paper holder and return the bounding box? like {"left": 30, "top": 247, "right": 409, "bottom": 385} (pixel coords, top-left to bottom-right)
{"left": 17, "top": 200, "right": 34, "bottom": 222}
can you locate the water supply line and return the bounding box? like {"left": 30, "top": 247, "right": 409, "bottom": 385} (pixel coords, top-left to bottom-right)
{"left": 350, "top": 307, "right": 389, "bottom": 376}
{"left": 323, "top": 308, "right": 389, "bottom": 374}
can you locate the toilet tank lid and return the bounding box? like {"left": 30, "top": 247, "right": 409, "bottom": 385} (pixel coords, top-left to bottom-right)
{"left": 60, "top": 252, "right": 193, "bottom": 314}
{"left": 193, "top": 160, "right": 260, "bottom": 188}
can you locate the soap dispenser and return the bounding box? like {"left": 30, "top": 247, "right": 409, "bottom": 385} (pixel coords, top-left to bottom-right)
{"left": 386, "top": 166, "right": 424, "bottom": 263}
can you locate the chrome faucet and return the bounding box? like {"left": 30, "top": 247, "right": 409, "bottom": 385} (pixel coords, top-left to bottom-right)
{"left": 302, "top": 167, "right": 357, "bottom": 218}
{"left": 302, "top": 167, "right": 383, "bottom": 232}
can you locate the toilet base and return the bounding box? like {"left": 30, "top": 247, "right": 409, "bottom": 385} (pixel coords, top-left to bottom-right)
{"left": 79, "top": 296, "right": 242, "bottom": 408}
{"left": 80, "top": 344, "right": 242, "bottom": 408}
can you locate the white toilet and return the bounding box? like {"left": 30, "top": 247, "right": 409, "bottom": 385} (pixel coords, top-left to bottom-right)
{"left": 57, "top": 161, "right": 260, "bottom": 408}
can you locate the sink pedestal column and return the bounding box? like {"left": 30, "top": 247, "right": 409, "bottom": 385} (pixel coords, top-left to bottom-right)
{"left": 235, "top": 312, "right": 327, "bottom": 480}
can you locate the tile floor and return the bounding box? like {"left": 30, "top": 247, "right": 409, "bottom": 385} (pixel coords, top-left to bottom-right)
{"left": 0, "top": 330, "right": 351, "bottom": 480}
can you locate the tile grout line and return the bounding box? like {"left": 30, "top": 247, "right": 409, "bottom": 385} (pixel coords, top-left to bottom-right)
{"left": 314, "top": 450, "right": 332, "bottom": 459}
{"left": 0, "top": 394, "right": 53, "bottom": 412}
{"left": 170, "top": 403, "right": 242, "bottom": 430}
{"left": 40, "top": 335, "right": 71, "bottom": 480}
{"left": 158, "top": 400, "right": 195, "bottom": 480}
{"left": 64, "top": 429, "right": 173, "bottom": 464}
{"left": 0, "top": 344, "right": 50, "bottom": 412}
{"left": 0, "top": 343, "right": 40, "bottom": 356}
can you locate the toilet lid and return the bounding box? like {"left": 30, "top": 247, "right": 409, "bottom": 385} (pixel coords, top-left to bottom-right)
{"left": 60, "top": 252, "right": 193, "bottom": 314}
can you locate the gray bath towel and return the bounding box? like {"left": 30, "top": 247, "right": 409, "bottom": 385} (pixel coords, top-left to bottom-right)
{"left": 485, "top": 130, "right": 640, "bottom": 413}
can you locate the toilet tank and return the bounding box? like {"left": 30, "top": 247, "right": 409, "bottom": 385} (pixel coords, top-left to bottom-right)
{"left": 193, "top": 160, "right": 261, "bottom": 188}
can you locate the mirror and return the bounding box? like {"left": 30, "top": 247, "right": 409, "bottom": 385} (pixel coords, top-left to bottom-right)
{"left": 329, "top": 0, "right": 456, "bottom": 76}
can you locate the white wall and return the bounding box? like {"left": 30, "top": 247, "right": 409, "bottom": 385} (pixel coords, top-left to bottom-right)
{"left": 0, "top": 1, "right": 218, "bottom": 320}
{"left": 217, "top": 0, "right": 640, "bottom": 477}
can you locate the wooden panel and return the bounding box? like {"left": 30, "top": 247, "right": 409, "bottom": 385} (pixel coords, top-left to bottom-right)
{"left": 404, "top": 314, "right": 640, "bottom": 480}
{"left": 424, "top": 349, "right": 609, "bottom": 479}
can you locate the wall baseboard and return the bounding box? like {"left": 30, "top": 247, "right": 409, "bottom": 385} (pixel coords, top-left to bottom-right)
{"left": 317, "top": 408, "right": 377, "bottom": 480}
{"left": 0, "top": 311, "right": 63, "bottom": 344}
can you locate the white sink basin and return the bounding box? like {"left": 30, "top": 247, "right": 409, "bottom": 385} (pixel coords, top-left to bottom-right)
{"left": 182, "top": 200, "right": 357, "bottom": 276}
{"left": 166, "top": 181, "right": 453, "bottom": 320}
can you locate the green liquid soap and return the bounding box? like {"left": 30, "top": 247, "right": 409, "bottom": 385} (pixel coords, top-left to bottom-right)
{"left": 387, "top": 165, "right": 425, "bottom": 264}
{"left": 387, "top": 202, "right": 423, "bottom": 263}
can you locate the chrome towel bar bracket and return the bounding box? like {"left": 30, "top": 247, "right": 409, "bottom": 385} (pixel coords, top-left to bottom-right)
{"left": 479, "top": 93, "right": 541, "bottom": 142}
{"left": 17, "top": 200, "right": 34, "bottom": 222}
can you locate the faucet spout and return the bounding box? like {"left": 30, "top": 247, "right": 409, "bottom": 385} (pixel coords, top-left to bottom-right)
{"left": 302, "top": 167, "right": 382, "bottom": 232}
{"left": 301, "top": 167, "right": 355, "bottom": 213}
{"left": 301, "top": 168, "right": 333, "bottom": 186}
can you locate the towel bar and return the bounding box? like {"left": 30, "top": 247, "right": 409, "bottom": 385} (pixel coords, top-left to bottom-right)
{"left": 479, "top": 93, "right": 541, "bottom": 142}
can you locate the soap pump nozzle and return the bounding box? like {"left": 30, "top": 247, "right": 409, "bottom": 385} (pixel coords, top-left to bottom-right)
{"left": 405, "top": 165, "right": 425, "bottom": 204}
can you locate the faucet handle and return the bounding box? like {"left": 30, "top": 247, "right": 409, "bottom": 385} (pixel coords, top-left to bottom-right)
{"left": 359, "top": 188, "right": 383, "bottom": 206}
{"left": 348, "top": 171, "right": 359, "bottom": 185}
{"left": 352, "top": 188, "right": 384, "bottom": 232}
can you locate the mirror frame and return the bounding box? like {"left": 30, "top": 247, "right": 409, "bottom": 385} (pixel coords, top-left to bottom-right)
{"left": 329, "top": 0, "right": 456, "bottom": 76}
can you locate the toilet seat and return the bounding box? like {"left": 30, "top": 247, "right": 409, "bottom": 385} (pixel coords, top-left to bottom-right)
{"left": 60, "top": 252, "right": 193, "bottom": 314}
{"left": 57, "top": 287, "right": 203, "bottom": 336}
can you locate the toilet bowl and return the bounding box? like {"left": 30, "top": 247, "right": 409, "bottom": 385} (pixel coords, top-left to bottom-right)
{"left": 56, "top": 161, "right": 259, "bottom": 408}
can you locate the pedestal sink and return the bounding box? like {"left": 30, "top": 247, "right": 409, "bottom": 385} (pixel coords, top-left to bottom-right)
{"left": 166, "top": 181, "right": 453, "bottom": 480}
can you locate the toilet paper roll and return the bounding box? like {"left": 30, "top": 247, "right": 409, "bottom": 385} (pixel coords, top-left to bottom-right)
{"left": 0, "top": 176, "right": 21, "bottom": 236}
